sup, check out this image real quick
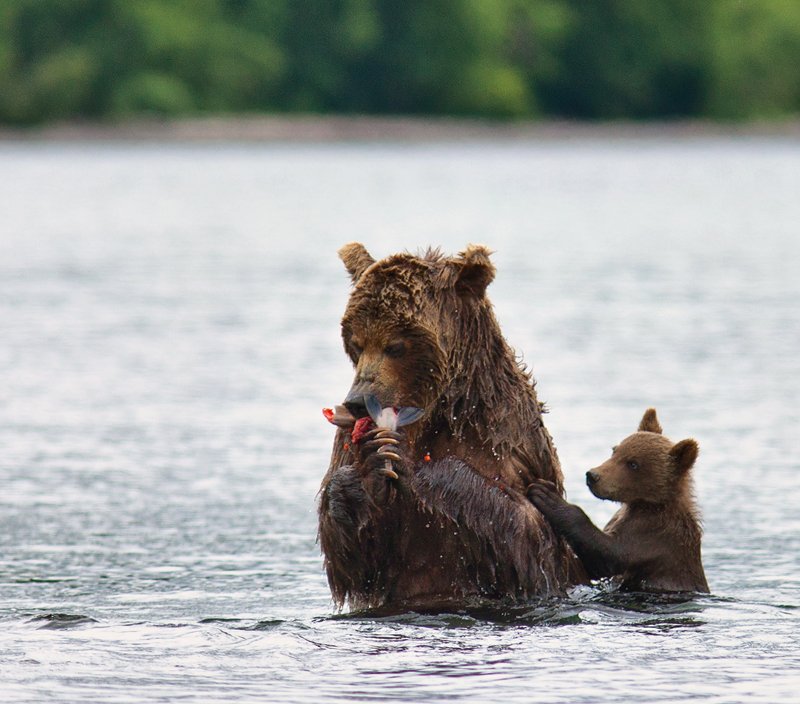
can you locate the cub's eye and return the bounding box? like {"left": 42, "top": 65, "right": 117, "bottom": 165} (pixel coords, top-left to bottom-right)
{"left": 384, "top": 341, "right": 406, "bottom": 358}
{"left": 350, "top": 342, "right": 363, "bottom": 359}
{"left": 626, "top": 460, "right": 639, "bottom": 471}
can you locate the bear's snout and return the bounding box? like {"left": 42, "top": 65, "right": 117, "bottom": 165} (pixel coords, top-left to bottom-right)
{"left": 586, "top": 470, "right": 600, "bottom": 488}
{"left": 343, "top": 390, "right": 370, "bottom": 419}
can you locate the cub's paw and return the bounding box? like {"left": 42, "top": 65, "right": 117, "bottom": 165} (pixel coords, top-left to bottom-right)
{"left": 527, "top": 479, "right": 584, "bottom": 528}
{"left": 527, "top": 479, "right": 568, "bottom": 518}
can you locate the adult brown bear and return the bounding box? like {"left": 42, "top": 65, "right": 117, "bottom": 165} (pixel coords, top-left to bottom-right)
{"left": 318, "top": 244, "right": 582, "bottom": 610}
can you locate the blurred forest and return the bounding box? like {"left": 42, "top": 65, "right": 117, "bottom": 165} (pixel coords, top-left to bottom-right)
{"left": 2, "top": 0, "right": 800, "bottom": 125}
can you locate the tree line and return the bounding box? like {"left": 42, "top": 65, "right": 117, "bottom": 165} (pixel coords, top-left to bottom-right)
{"left": 1, "top": 0, "right": 799, "bottom": 125}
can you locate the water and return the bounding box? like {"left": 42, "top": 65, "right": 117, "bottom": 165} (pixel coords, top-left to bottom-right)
{"left": 0, "top": 135, "right": 798, "bottom": 702}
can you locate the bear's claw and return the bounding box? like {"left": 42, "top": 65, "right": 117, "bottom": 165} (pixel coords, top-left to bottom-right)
{"left": 376, "top": 467, "right": 400, "bottom": 480}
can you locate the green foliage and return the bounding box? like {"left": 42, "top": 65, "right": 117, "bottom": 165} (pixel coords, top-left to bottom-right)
{"left": 706, "top": 0, "right": 800, "bottom": 118}
{"left": 444, "top": 61, "right": 532, "bottom": 118}
{"left": 332, "top": 0, "right": 534, "bottom": 116}
{"left": 549, "top": 0, "right": 714, "bottom": 118}
{"left": 110, "top": 73, "right": 195, "bottom": 117}
{"left": 0, "top": 0, "right": 799, "bottom": 124}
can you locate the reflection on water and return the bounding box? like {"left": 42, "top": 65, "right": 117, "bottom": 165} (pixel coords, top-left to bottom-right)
{"left": 0, "top": 137, "right": 799, "bottom": 702}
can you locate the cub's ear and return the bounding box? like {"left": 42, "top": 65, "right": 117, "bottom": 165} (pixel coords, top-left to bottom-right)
{"left": 669, "top": 438, "right": 699, "bottom": 474}
{"left": 638, "top": 408, "right": 663, "bottom": 434}
{"left": 338, "top": 243, "right": 376, "bottom": 284}
{"left": 454, "top": 244, "right": 495, "bottom": 298}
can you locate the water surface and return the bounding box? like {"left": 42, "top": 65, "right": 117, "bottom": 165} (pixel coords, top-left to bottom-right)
{"left": 0, "top": 136, "right": 798, "bottom": 702}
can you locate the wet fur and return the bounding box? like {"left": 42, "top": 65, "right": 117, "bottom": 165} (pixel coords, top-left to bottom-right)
{"left": 319, "top": 244, "right": 582, "bottom": 610}
{"left": 528, "top": 409, "right": 709, "bottom": 593}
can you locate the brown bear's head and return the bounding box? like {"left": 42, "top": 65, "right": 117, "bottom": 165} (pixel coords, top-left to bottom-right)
{"left": 585, "top": 408, "right": 699, "bottom": 506}
{"left": 337, "top": 242, "right": 495, "bottom": 426}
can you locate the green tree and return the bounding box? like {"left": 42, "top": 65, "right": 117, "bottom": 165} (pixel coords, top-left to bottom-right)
{"left": 1, "top": 0, "right": 800, "bottom": 124}
{"left": 535, "top": 0, "right": 714, "bottom": 118}
{"left": 340, "top": 0, "right": 534, "bottom": 117}
{"left": 0, "top": 0, "right": 286, "bottom": 123}
{"left": 706, "top": 0, "right": 800, "bottom": 118}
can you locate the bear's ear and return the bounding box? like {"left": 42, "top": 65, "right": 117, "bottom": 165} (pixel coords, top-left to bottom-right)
{"left": 669, "top": 438, "right": 699, "bottom": 474}
{"left": 638, "top": 408, "right": 663, "bottom": 434}
{"left": 454, "top": 244, "right": 495, "bottom": 298}
{"left": 338, "top": 243, "right": 376, "bottom": 284}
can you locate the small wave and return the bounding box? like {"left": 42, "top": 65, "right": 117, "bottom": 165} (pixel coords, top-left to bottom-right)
{"left": 243, "top": 618, "right": 285, "bottom": 631}
{"left": 27, "top": 613, "right": 98, "bottom": 630}
{"left": 320, "top": 586, "right": 718, "bottom": 629}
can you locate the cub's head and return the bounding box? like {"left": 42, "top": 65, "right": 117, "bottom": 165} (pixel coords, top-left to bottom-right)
{"left": 585, "top": 408, "right": 699, "bottom": 506}
{"left": 337, "top": 242, "right": 495, "bottom": 421}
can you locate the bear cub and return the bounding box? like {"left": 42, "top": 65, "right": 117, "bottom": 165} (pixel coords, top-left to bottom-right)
{"left": 528, "top": 408, "right": 709, "bottom": 593}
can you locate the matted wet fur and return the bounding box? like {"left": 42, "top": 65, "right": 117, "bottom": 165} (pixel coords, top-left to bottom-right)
{"left": 318, "top": 244, "right": 583, "bottom": 610}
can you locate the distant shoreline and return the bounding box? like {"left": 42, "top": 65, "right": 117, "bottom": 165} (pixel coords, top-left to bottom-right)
{"left": 2, "top": 115, "right": 800, "bottom": 143}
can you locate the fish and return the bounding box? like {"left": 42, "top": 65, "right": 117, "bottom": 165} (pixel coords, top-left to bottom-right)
{"left": 321, "top": 405, "right": 356, "bottom": 428}
{"left": 365, "top": 394, "right": 423, "bottom": 480}
{"left": 364, "top": 394, "right": 424, "bottom": 431}
{"left": 322, "top": 396, "right": 424, "bottom": 480}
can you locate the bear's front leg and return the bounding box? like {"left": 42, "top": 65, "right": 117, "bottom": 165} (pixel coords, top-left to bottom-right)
{"left": 318, "top": 428, "right": 413, "bottom": 609}
{"left": 527, "top": 479, "right": 623, "bottom": 580}
{"left": 319, "top": 462, "right": 380, "bottom": 608}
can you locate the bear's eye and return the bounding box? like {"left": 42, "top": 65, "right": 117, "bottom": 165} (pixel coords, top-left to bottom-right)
{"left": 384, "top": 341, "right": 406, "bottom": 358}
{"left": 626, "top": 460, "right": 640, "bottom": 471}
{"left": 350, "top": 341, "right": 363, "bottom": 359}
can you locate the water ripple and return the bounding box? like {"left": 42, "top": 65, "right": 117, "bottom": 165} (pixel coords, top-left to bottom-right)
{"left": 1, "top": 139, "right": 799, "bottom": 702}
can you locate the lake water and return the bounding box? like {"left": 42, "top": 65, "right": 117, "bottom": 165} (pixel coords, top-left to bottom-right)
{"left": 0, "top": 134, "right": 798, "bottom": 702}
